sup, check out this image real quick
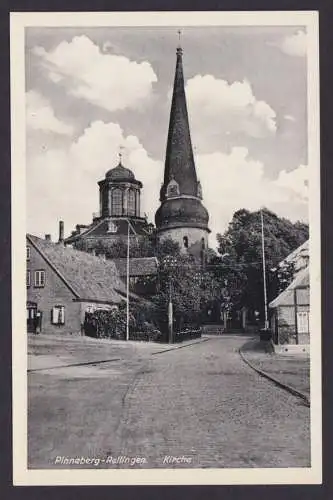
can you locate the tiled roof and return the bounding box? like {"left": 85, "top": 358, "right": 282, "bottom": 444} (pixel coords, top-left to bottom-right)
{"left": 27, "top": 234, "right": 128, "bottom": 304}
{"left": 113, "top": 257, "right": 158, "bottom": 277}
{"left": 269, "top": 266, "right": 309, "bottom": 308}
{"left": 65, "top": 217, "right": 151, "bottom": 242}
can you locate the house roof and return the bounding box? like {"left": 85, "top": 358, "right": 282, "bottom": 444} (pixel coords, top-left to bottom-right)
{"left": 113, "top": 257, "right": 158, "bottom": 277}
{"left": 280, "top": 239, "right": 309, "bottom": 269}
{"left": 269, "top": 266, "right": 309, "bottom": 308}
{"left": 27, "top": 234, "right": 129, "bottom": 304}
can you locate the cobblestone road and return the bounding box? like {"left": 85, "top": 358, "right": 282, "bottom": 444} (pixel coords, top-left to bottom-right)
{"left": 28, "top": 335, "right": 310, "bottom": 469}
{"left": 114, "top": 335, "right": 310, "bottom": 468}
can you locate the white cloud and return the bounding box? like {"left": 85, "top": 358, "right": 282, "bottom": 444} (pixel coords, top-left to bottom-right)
{"left": 196, "top": 148, "right": 308, "bottom": 244}
{"left": 185, "top": 75, "right": 277, "bottom": 148}
{"left": 275, "top": 164, "right": 308, "bottom": 200}
{"left": 32, "top": 35, "right": 158, "bottom": 112}
{"left": 26, "top": 90, "right": 74, "bottom": 135}
{"left": 278, "top": 30, "right": 307, "bottom": 57}
{"left": 27, "top": 120, "right": 163, "bottom": 240}
{"left": 27, "top": 120, "right": 308, "bottom": 247}
{"left": 284, "top": 114, "right": 296, "bottom": 122}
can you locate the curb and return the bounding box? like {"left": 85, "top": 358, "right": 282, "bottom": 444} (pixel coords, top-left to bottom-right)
{"left": 152, "top": 337, "right": 210, "bottom": 355}
{"left": 239, "top": 344, "right": 310, "bottom": 407}
{"left": 28, "top": 357, "right": 121, "bottom": 373}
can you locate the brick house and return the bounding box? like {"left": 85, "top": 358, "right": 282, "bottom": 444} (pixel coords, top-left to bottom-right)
{"left": 26, "top": 234, "right": 132, "bottom": 335}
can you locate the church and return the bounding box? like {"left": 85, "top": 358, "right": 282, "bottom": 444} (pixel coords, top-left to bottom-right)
{"left": 65, "top": 42, "right": 210, "bottom": 258}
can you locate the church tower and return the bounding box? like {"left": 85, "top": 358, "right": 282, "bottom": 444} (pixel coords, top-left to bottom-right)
{"left": 155, "top": 43, "right": 210, "bottom": 254}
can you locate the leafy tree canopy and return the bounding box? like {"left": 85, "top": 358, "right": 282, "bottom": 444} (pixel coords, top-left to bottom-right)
{"left": 215, "top": 208, "right": 309, "bottom": 316}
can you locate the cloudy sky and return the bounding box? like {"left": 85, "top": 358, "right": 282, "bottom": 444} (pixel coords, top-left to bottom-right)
{"left": 25, "top": 25, "right": 308, "bottom": 245}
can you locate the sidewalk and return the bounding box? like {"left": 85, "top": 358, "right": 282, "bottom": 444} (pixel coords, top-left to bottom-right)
{"left": 28, "top": 333, "right": 209, "bottom": 371}
{"left": 240, "top": 339, "right": 310, "bottom": 401}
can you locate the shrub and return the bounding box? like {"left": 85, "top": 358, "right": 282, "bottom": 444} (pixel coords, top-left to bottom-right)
{"left": 83, "top": 301, "right": 162, "bottom": 341}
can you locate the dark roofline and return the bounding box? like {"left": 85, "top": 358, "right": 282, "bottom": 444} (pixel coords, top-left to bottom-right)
{"left": 26, "top": 234, "right": 80, "bottom": 298}
{"left": 64, "top": 219, "right": 105, "bottom": 242}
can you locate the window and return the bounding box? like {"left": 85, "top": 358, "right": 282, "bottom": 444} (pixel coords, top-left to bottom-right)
{"left": 107, "top": 220, "right": 117, "bottom": 233}
{"left": 111, "top": 189, "right": 123, "bottom": 216}
{"left": 34, "top": 270, "right": 45, "bottom": 287}
{"left": 127, "top": 189, "right": 136, "bottom": 216}
{"left": 183, "top": 236, "right": 189, "bottom": 249}
{"left": 26, "top": 270, "right": 31, "bottom": 287}
{"left": 27, "top": 246, "right": 30, "bottom": 260}
{"left": 51, "top": 305, "right": 65, "bottom": 325}
{"left": 297, "top": 311, "right": 309, "bottom": 334}
{"left": 166, "top": 178, "right": 180, "bottom": 198}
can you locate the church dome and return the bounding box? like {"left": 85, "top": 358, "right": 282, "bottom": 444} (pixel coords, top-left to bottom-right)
{"left": 155, "top": 197, "right": 210, "bottom": 231}
{"left": 106, "top": 163, "right": 135, "bottom": 182}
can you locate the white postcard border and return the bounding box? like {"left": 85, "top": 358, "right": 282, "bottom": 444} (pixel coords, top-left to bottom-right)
{"left": 11, "top": 10, "right": 321, "bottom": 486}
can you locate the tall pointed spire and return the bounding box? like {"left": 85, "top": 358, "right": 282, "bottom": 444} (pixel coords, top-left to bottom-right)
{"left": 155, "top": 40, "right": 210, "bottom": 253}
{"left": 160, "top": 41, "right": 198, "bottom": 201}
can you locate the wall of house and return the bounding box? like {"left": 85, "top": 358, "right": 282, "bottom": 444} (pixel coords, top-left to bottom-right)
{"left": 277, "top": 303, "right": 310, "bottom": 345}
{"left": 27, "top": 241, "right": 81, "bottom": 335}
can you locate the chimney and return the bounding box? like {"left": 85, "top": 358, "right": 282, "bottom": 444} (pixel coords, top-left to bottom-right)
{"left": 45, "top": 234, "right": 51, "bottom": 241}
{"left": 58, "top": 220, "right": 64, "bottom": 244}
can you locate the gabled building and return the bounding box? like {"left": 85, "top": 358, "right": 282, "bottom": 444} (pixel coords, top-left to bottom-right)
{"left": 155, "top": 44, "right": 210, "bottom": 258}
{"left": 26, "top": 233, "right": 134, "bottom": 335}
{"left": 269, "top": 242, "right": 310, "bottom": 345}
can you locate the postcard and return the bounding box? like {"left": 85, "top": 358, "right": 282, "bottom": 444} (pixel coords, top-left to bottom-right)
{"left": 11, "top": 10, "right": 321, "bottom": 485}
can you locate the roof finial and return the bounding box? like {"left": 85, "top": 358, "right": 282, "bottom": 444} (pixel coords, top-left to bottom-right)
{"left": 177, "top": 29, "right": 183, "bottom": 55}
{"left": 118, "top": 145, "right": 124, "bottom": 165}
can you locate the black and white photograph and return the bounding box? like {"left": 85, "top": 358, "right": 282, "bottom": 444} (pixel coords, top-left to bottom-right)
{"left": 11, "top": 11, "right": 321, "bottom": 485}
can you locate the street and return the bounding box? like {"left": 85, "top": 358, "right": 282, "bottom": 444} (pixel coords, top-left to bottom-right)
{"left": 28, "top": 334, "right": 310, "bottom": 469}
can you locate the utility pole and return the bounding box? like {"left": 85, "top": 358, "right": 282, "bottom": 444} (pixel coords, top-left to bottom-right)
{"left": 260, "top": 208, "right": 269, "bottom": 330}
{"left": 168, "top": 278, "right": 173, "bottom": 344}
{"left": 126, "top": 220, "right": 130, "bottom": 341}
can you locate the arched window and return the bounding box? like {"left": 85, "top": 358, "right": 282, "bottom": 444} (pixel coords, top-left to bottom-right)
{"left": 111, "top": 189, "right": 122, "bottom": 216}
{"left": 127, "top": 189, "right": 136, "bottom": 216}
{"left": 201, "top": 237, "right": 205, "bottom": 249}
{"left": 183, "top": 236, "right": 189, "bottom": 249}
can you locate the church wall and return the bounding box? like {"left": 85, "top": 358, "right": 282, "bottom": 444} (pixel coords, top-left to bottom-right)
{"left": 158, "top": 227, "right": 209, "bottom": 252}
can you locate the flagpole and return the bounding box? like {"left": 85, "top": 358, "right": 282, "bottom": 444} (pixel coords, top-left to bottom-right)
{"left": 126, "top": 219, "right": 130, "bottom": 341}
{"left": 260, "top": 208, "right": 269, "bottom": 330}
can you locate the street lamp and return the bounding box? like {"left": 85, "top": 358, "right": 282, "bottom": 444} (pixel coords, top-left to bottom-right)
{"left": 125, "top": 218, "right": 138, "bottom": 341}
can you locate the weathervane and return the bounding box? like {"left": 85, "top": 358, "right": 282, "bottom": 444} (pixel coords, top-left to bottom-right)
{"left": 177, "top": 29, "right": 183, "bottom": 54}
{"left": 118, "top": 145, "right": 124, "bottom": 164}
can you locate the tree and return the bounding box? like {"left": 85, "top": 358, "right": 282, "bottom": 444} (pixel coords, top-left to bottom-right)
{"left": 216, "top": 208, "right": 309, "bottom": 322}
{"left": 74, "top": 236, "right": 155, "bottom": 259}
